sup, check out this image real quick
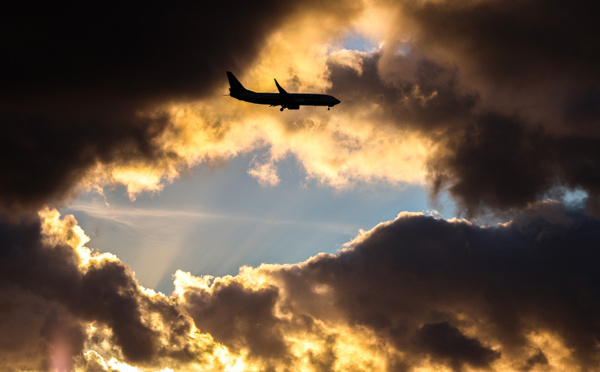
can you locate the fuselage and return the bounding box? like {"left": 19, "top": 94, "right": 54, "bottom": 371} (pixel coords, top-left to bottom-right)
{"left": 231, "top": 91, "right": 340, "bottom": 108}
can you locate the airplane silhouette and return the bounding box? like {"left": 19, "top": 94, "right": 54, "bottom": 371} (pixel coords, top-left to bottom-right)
{"left": 227, "top": 71, "right": 340, "bottom": 111}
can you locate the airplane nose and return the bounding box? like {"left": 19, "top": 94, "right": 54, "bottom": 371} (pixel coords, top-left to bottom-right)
{"left": 334, "top": 98, "right": 341, "bottom": 105}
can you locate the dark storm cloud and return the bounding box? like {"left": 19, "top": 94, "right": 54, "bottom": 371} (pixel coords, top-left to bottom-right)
{"left": 409, "top": 0, "right": 600, "bottom": 215}
{"left": 414, "top": 322, "right": 501, "bottom": 370}
{"left": 2, "top": 2, "right": 287, "bottom": 106}
{"left": 328, "top": 52, "right": 479, "bottom": 132}
{"left": 0, "top": 212, "right": 258, "bottom": 370}
{"left": 407, "top": 0, "right": 600, "bottom": 89}
{"left": 326, "top": 0, "right": 600, "bottom": 216}
{"left": 181, "top": 280, "right": 288, "bottom": 362}
{"left": 428, "top": 114, "right": 600, "bottom": 216}
{"left": 520, "top": 349, "right": 549, "bottom": 371}
{"left": 426, "top": 113, "right": 555, "bottom": 215}
{"left": 0, "top": 111, "right": 170, "bottom": 216}
{"left": 0, "top": 215, "right": 164, "bottom": 365}
{"left": 0, "top": 288, "right": 83, "bottom": 371}
{"left": 297, "top": 204, "right": 600, "bottom": 369}
{"left": 172, "top": 203, "right": 600, "bottom": 370}
{"left": 327, "top": 54, "right": 557, "bottom": 215}
{"left": 0, "top": 0, "right": 359, "bottom": 215}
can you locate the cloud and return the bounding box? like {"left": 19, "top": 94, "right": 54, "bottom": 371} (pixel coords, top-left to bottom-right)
{"left": 181, "top": 278, "right": 287, "bottom": 362}
{"left": 0, "top": 288, "right": 83, "bottom": 371}
{"left": 320, "top": 0, "right": 600, "bottom": 216}
{"left": 327, "top": 50, "right": 479, "bottom": 133}
{"left": 0, "top": 210, "right": 156, "bottom": 363}
{"left": 405, "top": 0, "right": 600, "bottom": 96}
{"left": 1, "top": 202, "right": 599, "bottom": 371}
{"left": 172, "top": 201, "right": 600, "bottom": 371}
{"left": 0, "top": 208, "right": 244, "bottom": 370}
{"left": 414, "top": 322, "right": 501, "bottom": 370}
{"left": 408, "top": 0, "right": 600, "bottom": 214}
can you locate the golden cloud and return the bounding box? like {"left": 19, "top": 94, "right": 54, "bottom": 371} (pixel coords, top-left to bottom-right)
{"left": 76, "top": 2, "right": 433, "bottom": 201}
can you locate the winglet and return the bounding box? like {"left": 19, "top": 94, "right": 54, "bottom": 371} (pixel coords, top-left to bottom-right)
{"left": 274, "top": 79, "right": 289, "bottom": 95}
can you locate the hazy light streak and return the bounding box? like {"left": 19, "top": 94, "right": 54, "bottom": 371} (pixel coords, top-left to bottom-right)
{"left": 68, "top": 200, "right": 359, "bottom": 235}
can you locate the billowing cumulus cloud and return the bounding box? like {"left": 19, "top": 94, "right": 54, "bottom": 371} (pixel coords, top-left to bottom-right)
{"left": 2, "top": 204, "right": 598, "bottom": 370}
{"left": 326, "top": 0, "right": 600, "bottom": 215}
{"left": 169, "top": 202, "right": 600, "bottom": 370}
{"left": 0, "top": 209, "right": 238, "bottom": 371}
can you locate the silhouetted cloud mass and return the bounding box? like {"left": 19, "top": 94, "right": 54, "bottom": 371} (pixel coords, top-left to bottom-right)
{"left": 326, "top": 0, "right": 600, "bottom": 216}
{"left": 0, "top": 0, "right": 357, "bottom": 215}
{"left": 235, "top": 203, "right": 600, "bottom": 369}
{"left": 412, "top": 0, "right": 600, "bottom": 216}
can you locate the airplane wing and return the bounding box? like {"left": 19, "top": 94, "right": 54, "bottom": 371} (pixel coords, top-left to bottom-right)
{"left": 274, "top": 79, "right": 290, "bottom": 96}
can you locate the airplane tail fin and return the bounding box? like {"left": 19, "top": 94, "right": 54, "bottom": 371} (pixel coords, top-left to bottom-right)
{"left": 227, "top": 71, "right": 250, "bottom": 93}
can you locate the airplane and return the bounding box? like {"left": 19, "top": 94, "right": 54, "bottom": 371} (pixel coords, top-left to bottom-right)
{"left": 226, "top": 71, "right": 340, "bottom": 111}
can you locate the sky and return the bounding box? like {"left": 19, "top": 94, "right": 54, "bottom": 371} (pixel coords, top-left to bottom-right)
{"left": 1, "top": 1, "right": 599, "bottom": 371}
